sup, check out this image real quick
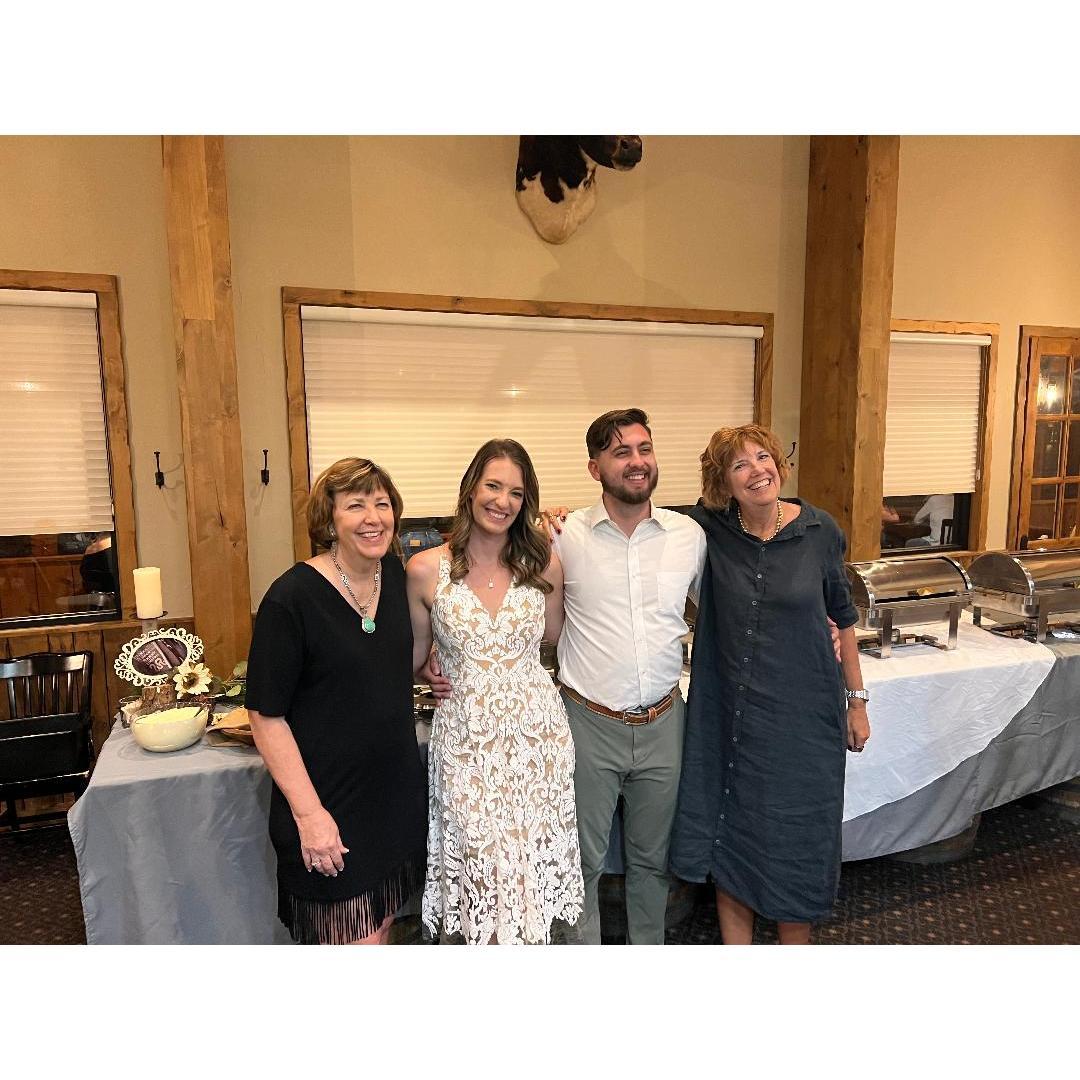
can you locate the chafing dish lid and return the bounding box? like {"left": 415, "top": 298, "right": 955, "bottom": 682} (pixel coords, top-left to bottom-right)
{"left": 846, "top": 555, "right": 972, "bottom": 607}
{"left": 968, "top": 549, "right": 1080, "bottom": 596}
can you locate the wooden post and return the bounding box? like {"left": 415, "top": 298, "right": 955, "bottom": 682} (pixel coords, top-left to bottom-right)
{"left": 162, "top": 136, "right": 252, "bottom": 674}
{"left": 799, "top": 136, "right": 899, "bottom": 561}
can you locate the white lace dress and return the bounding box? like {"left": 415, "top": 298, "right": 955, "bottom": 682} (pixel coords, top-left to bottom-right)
{"left": 422, "top": 557, "right": 584, "bottom": 944}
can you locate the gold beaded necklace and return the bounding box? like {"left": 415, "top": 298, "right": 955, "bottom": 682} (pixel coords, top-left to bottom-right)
{"left": 737, "top": 500, "right": 784, "bottom": 541}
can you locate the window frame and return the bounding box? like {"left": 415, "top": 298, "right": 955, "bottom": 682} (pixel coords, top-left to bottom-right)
{"left": 0, "top": 268, "right": 137, "bottom": 627}
{"left": 281, "top": 287, "right": 774, "bottom": 562}
{"left": 884, "top": 318, "right": 999, "bottom": 557}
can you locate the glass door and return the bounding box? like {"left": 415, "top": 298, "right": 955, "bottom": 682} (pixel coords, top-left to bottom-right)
{"left": 1018, "top": 335, "right": 1080, "bottom": 545}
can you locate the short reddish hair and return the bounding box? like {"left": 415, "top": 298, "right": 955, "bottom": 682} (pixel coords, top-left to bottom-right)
{"left": 700, "top": 424, "right": 791, "bottom": 509}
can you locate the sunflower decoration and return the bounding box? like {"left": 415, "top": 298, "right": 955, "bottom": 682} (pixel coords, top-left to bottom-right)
{"left": 173, "top": 660, "right": 213, "bottom": 697}
{"left": 129, "top": 660, "right": 248, "bottom": 724}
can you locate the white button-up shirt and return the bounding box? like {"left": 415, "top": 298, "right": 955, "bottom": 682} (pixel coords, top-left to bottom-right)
{"left": 553, "top": 500, "right": 706, "bottom": 712}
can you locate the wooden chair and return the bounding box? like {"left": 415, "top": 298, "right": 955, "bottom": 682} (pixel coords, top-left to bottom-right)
{"left": 0, "top": 651, "right": 95, "bottom": 830}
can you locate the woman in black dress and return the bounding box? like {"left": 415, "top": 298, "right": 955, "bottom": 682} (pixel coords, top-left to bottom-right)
{"left": 669, "top": 425, "right": 870, "bottom": 945}
{"left": 246, "top": 458, "right": 427, "bottom": 945}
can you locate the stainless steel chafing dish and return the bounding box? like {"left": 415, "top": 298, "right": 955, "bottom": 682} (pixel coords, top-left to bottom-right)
{"left": 846, "top": 555, "right": 973, "bottom": 658}
{"left": 968, "top": 548, "right": 1080, "bottom": 641}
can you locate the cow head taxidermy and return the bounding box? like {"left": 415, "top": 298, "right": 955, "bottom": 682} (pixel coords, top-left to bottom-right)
{"left": 516, "top": 135, "right": 643, "bottom": 244}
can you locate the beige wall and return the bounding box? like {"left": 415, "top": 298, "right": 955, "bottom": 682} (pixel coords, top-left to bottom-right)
{"left": 9, "top": 135, "right": 1078, "bottom": 616}
{"left": 228, "top": 135, "right": 812, "bottom": 604}
{"left": 1, "top": 134, "right": 810, "bottom": 617}
{"left": 893, "top": 135, "right": 1080, "bottom": 548}
{"left": 225, "top": 136, "right": 356, "bottom": 607}
{"left": 0, "top": 136, "right": 192, "bottom": 617}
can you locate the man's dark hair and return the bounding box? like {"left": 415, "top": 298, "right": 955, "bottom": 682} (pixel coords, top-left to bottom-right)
{"left": 585, "top": 408, "right": 652, "bottom": 459}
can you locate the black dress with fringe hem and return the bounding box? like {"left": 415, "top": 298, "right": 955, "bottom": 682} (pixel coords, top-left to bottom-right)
{"left": 279, "top": 855, "right": 425, "bottom": 945}
{"left": 246, "top": 557, "right": 429, "bottom": 941}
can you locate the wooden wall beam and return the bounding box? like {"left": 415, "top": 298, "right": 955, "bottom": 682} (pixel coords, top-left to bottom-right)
{"left": 162, "top": 136, "right": 252, "bottom": 674}
{"left": 798, "top": 136, "right": 900, "bottom": 561}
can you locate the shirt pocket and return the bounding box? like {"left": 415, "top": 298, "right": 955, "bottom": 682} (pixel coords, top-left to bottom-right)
{"left": 656, "top": 570, "right": 692, "bottom": 614}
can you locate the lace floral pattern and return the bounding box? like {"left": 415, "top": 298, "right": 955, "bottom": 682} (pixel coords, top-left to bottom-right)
{"left": 422, "top": 557, "right": 584, "bottom": 944}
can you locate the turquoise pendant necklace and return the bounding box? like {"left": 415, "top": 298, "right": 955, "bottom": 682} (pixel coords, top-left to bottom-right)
{"left": 330, "top": 543, "right": 380, "bottom": 633}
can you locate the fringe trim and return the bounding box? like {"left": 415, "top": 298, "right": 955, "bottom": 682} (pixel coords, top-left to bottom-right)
{"left": 279, "top": 858, "right": 424, "bottom": 945}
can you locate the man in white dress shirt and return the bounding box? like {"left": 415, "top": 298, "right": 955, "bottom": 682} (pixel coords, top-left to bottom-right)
{"left": 551, "top": 408, "right": 706, "bottom": 945}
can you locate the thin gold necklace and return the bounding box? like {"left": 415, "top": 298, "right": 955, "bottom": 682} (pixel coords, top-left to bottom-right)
{"left": 737, "top": 500, "right": 784, "bottom": 541}
{"left": 330, "top": 543, "right": 380, "bottom": 633}
{"left": 469, "top": 554, "right": 504, "bottom": 589}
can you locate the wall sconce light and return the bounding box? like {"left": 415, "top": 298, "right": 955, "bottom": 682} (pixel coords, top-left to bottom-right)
{"left": 154, "top": 451, "right": 165, "bottom": 488}
{"left": 261, "top": 449, "right": 270, "bottom": 485}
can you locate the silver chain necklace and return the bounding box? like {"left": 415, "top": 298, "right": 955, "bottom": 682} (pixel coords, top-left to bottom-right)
{"left": 329, "top": 543, "right": 380, "bottom": 633}
{"left": 737, "top": 500, "right": 784, "bottom": 541}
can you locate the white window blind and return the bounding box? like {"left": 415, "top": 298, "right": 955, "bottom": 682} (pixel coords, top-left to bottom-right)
{"left": 300, "top": 307, "right": 761, "bottom": 517}
{"left": 0, "top": 291, "right": 115, "bottom": 535}
{"left": 882, "top": 332, "right": 989, "bottom": 498}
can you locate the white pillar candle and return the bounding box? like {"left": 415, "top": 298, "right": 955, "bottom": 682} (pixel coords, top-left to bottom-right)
{"left": 133, "top": 567, "right": 163, "bottom": 619}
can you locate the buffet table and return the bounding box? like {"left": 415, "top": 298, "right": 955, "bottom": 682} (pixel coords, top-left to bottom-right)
{"left": 842, "top": 632, "right": 1080, "bottom": 860}
{"left": 67, "top": 723, "right": 291, "bottom": 945}
{"left": 69, "top": 623, "right": 1080, "bottom": 943}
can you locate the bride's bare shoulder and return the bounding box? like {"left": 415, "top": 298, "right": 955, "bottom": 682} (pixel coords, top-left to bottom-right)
{"left": 405, "top": 543, "right": 448, "bottom": 587}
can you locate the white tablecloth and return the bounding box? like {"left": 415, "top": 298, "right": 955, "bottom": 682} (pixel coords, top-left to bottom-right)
{"left": 842, "top": 617, "right": 1056, "bottom": 820}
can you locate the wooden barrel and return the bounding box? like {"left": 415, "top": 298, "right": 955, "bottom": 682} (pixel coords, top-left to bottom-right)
{"left": 1032, "top": 776, "right": 1080, "bottom": 824}
{"left": 888, "top": 813, "right": 981, "bottom": 865}
{"left": 598, "top": 874, "right": 700, "bottom": 941}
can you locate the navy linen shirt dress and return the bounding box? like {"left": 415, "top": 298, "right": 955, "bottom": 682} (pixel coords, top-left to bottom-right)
{"left": 669, "top": 499, "right": 858, "bottom": 923}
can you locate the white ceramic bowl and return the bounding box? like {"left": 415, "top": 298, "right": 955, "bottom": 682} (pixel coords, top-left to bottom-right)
{"left": 130, "top": 705, "right": 208, "bottom": 752}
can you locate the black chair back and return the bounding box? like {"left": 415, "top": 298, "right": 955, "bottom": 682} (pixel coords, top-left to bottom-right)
{"left": 0, "top": 651, "right": 95, "bottom": 827}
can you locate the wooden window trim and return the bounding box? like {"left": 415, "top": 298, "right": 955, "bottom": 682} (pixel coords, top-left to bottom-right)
{"left": 282, "top": 287, "right": 775, "bottom": 562}
{"left": 889, "top": 318, "right": 999, "bottom": 555}
{"left": 0, "top": 268, "right": 137, "bottom": 626}
{"left": 1009, "top": 324, "right": 1080, "bottom": 549}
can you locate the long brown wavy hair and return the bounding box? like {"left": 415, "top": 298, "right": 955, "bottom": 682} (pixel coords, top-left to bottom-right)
{"left": 447, "top": 439, "right": 553, "bottom": 594}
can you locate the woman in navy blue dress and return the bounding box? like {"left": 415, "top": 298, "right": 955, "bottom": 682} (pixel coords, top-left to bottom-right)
{"left": 669, "top": 424, "right": 871, "bottom": 944}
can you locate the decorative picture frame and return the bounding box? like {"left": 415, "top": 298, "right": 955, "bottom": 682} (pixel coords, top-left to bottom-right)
{"left": 113, "top": 627, "right": 205, "bottom": 686}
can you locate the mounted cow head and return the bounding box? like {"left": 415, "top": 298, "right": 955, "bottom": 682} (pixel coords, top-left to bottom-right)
{"left": 516, "top": 136, "right": 643, "bottom": 244}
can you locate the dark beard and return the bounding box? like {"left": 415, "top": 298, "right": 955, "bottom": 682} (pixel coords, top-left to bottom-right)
{"left": 600, "top": 466, "right": 658, "bottom": 506}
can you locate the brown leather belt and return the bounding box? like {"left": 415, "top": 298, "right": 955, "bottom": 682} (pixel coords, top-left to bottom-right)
{"left": 561, "top": 684, "right": 678, "bottom": 726}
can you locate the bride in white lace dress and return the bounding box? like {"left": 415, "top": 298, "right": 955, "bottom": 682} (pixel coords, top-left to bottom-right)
{"left": 406, "top": 439, "right": 584, "bottom": 944}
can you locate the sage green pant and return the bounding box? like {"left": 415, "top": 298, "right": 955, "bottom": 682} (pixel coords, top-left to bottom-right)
{"left": 562, "top": 689, "right": 685, "bottom": 945}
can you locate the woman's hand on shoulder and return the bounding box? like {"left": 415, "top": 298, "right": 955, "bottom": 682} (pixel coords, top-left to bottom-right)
{"left": 539, "top": 506, "right": 571, "bottom": 537}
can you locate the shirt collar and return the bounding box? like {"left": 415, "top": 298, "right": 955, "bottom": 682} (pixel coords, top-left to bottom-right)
{"left": 586, "top": 498, "right": 668, "bottom": 531}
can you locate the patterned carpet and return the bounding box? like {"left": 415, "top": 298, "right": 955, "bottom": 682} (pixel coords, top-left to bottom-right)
{"left": 665, "top": 798, "right": 1079, "bottom": 945}
{"left": 1, "top": 798, "right": 1076, "bottom": 945}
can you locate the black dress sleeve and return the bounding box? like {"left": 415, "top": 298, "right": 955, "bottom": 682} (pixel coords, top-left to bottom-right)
{"left": 823, "top": 522, "right": 859, "bottom": 630}
{"left": 246, "top": 595, "right": 305, "bottom": 717}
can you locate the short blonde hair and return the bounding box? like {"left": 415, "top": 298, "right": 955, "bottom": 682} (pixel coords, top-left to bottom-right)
{"left": 306, "top": 458, "right": 404, "bottom": 553}
{"left": 700, "top": 424, "right": 791, "bottom": 510}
